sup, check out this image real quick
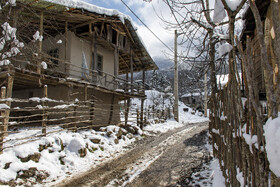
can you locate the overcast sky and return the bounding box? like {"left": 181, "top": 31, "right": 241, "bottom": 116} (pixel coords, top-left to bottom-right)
{"left": 83, "top": 0, "right": 175, "bottom": 59}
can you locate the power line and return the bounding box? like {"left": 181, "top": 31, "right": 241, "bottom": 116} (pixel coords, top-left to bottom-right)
{"left": 120, "top": 0, "right": 174, "bottom": 54}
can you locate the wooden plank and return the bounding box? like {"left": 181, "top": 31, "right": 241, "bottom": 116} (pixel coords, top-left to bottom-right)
{"left": 114, "top": 45, "right": 119, "bottom": 77}
{"left": 0, "top": 87, "right": 6, "bottom": 154}
{"left": 42, "top": 85, "right": 47, "bottom": 135}
{"left": 38, "top": 11, "right": 44, "bottom": 74}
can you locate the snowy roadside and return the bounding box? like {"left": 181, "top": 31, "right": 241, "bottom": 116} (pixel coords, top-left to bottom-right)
{"left": 179, "top": 134, "right": 226, "bottom": 187}
{"left": 0, "top": 101, "right": 208, "bottom": 186}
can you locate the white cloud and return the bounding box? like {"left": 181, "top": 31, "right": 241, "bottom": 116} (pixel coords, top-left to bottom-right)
{"left": 127, "top": 0, "right": 175, "bottom": 58}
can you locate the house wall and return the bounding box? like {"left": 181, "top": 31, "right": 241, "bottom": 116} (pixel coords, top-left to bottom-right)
{"left": 67, "top": 32, "right": 115, "bottom": 79}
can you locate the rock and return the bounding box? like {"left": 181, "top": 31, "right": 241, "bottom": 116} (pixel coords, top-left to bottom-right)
{"left": 116, "top": 129, "right": 124, "bottom": 139}
{"left": 100, "top": 127, "right": 106, "bottom": 132}
{"left": 90, "top": 138, "right": 101, "bottom": 144}
{"left": 127, "top": 133, "right": 134, "bottom": 139}
{"left": 114, "top": 139, "right": 119, "bottom": 144}
{"left": 116, "top": 122, "right": 125, "bottom": 128}
{"left": 59, "top": 156, "right": 65, "bottom": 165}
{"left": 106, "top": 131, "right": 113, "bottom": 137}
{"left": 4, "top": 162, "right": 11, "bottom": 169}
{"left": 154, "top": 119, "right": 160, "bottom": 124}
{"left": 126, "top": 126, "right": 136, "bottom": 134}
{"left": 19, "top": 152, "right": 41, "bottom": 163}
{"left": 79, "top": 148, "right": 87, "bottom": 158}
{"left": 17, "top": 167, "right": 49, "bottom": 184}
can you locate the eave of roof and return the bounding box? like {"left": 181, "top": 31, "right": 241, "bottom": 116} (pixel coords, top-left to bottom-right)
{"left": 17, "top": 0, "right": 158, "bottom": 71}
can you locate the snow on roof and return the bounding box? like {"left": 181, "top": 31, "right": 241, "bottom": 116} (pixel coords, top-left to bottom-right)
{"left": 43, "top": 0, "right": 132, "bottom": 24}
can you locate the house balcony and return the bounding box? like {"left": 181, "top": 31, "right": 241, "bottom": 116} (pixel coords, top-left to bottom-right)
{"left": 1, "top": 53, "right": 145, "bottom": 98}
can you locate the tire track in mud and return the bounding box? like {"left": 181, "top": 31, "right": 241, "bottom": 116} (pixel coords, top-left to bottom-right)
{"left": 56, "top": 122, "right": 208, "bottom": 187}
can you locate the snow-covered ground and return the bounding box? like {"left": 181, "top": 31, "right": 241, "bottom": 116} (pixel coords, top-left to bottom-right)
{"left": 184, "top": 138, "right": 226, "bottom": 187}
{"left": 0, "top": 90, "right": 209, "bottom": 186}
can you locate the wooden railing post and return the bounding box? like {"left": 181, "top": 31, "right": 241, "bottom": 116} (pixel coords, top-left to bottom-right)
{"left": 42, "top": 85, "right": 47, "bottom": 135}
{"left": 136, "top": 109, "right": 139, "bottom": 126}
{"left": 0, "top": 87, "right": 7, "bottom": 154}
{"left": 73, "top": 101, "right": 77, "bottom": 132}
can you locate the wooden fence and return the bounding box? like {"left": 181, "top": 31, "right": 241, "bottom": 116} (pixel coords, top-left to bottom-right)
{"left": 209, "top": 85, "right": 269, "bottom": 187}
{"left": 0, "top": 88, "right": 172, "bottom": 154}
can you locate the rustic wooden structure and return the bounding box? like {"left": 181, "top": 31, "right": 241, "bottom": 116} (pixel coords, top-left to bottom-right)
{"left": 0, "top": 0, "right": 158, "bottom": 150}
{"left": 210, "top": 0, "right": 280, "bottom": 186}
{"left": 240, "top": 0, "right": 271, "bottom": 99}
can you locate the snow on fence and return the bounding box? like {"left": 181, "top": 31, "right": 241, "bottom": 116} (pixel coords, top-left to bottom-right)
{"left": 0, "top": 88, "right": 171, "bottom": 154}
{"left": 209, "top": 85, "right": 270, "bottom": 187}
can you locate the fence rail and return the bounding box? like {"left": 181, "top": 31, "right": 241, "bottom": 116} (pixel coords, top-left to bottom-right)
{"left": 0, "top": 87, "right": 172, "bottom": 153}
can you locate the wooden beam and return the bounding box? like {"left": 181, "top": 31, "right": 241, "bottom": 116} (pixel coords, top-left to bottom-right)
{"left": 74, "top": 20, "right": 96, "bottom": 29}
{"left": 93, "top": 33, "right": 98, "bottom": 71}
{"left": 130, "top": 50, "right": 134, "bottom": 83}
{"left": 114, "top": 45, "right": 119, "bottom": 77}
{"left": 38, "top": 11, "right": 44, "bottom": 74}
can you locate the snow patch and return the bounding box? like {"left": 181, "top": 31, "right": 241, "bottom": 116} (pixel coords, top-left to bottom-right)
{"left": 264, "top": 116, "right": 280, "bottom": 177}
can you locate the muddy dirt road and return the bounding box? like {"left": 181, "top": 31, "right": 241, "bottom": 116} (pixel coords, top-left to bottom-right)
{"left": 56, "top": 122, "right": 209, "bottom": 187}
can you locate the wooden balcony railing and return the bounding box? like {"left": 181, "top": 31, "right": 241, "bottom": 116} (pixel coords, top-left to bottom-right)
{"left": 4, "top": 53, "right": 145, "bottom": 96}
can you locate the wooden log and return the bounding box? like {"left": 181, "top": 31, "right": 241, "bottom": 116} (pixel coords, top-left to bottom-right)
{"left": 37, "top": 11, "right": 44, "bottom": 75}
{"left": 136, "top": 109, "right": 139, "bottom": 126}
{"left": 125, "top": 98, "right": 130, "bottom": 126}
{"left": 72, "top": 102, "right": 78, "bottom": 132}
{"left": 114, "top": 45, "right": 119, "bottom": 77}
{"left": 0, "top": 87, "right": 6, "bottom": 154}
{"left": 42, "top": 85, "right": 47, "bottom": 135}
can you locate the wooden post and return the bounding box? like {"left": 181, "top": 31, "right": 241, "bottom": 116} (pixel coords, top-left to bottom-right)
{"left": 114, "top": 45, "right": 119, "bottom": 77}
{"left": 38, "top": 11, "right": 44, "bottom": 74}
{"left": 125, "top": 98, "right": 130, "bottom": 126}
{"left": 136, "top": 109, "right": 139, "bottom": 126}
{"left": 84, "top": 85, "right": 88, "bottom": 101}
{"left": 42, "top": 85, "right": 47, "bottom": 135}
{"left": 0, "top": 87, "right": 6, "bottom": 154}
{"left": 3, "top": 75, "right": 13, "bottom": 138}
{"left": 140, "top": 70, "right": 145, "bottom": 129}
{"left": 64, "top": 21, "right": 68, "bottom": 74}
{"left": 93, "top": 33, "right": 98, "bottom": 71}
{"left": 73, "top": 101, "right": 77, "bottom": 132}
{"left": 130, "top": 50, "right": 133, "bottom": 92}
{"left": 174, "top": 30, "right": 179, "bottom": 122}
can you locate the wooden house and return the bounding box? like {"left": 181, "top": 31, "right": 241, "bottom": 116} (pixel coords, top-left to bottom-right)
{"left": 0, "top": 0, "right": 157, "bottom": 131}
{"left": 240, "top": 0, "right": 272, "bottom": 99}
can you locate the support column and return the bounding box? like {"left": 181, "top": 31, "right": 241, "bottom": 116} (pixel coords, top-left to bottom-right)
{"left": 0, "top": 87, "right": 6, "bottom": 154}
{"left": 114, "top": 46, "right": 119, "bottom": 89}
{"left": 92, "top": 33, "right": 98, "bottom": 71}
{"left": 140, "top": 70, "right": 145, "bottom": 129}
{"left": 130, "top": 50, "right": 134, "bottom": 92}
{"left": 64, "top": 21, "right": 68, "bottom": 74}
{"left": 38, "top": 11, "right": 44, "bottom": 75}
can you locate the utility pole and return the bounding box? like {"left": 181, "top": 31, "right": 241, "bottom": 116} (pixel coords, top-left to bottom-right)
{"left": 174, "top": 30, "right": 179, "bottom": 122}
{"left": 204, "top": 73, "right": 208, "bottom": 117}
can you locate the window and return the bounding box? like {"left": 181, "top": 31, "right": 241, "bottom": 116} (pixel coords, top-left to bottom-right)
{"left": 47, "top": 48, "right": 59, "bottom": 64}
{"left": 92, "top": 53, "right": 103, "bottom": 75}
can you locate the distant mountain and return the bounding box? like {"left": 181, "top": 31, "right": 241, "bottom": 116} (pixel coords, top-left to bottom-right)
{"left": 153, "top": 56, "right": 191, "bottom": 71}
{"left": 153, "top": 56, "right": 173, "bottom": 70}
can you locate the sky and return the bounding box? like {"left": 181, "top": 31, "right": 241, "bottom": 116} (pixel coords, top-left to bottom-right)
{"left": 83, "top": 0, "right": 175, "bottom": 59}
